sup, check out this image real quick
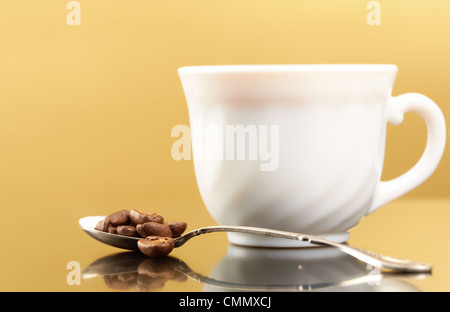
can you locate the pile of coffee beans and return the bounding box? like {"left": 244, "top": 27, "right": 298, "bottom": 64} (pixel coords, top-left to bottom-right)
{"left": 95, "top": 209, "right": 187, "bottom": 257}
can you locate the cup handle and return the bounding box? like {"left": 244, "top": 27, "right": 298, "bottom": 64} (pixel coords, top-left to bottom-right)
{"left": 367, "top": 93, "right": 446, "bottom": 214}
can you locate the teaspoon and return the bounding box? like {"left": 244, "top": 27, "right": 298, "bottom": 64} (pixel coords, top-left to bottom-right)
{"left": 79, "top": 216, "right": 432, "bottom": 274}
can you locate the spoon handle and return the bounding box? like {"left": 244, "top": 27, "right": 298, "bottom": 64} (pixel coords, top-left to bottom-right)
{"left": 174, "top": 225, "right": 432, "bottom": 273}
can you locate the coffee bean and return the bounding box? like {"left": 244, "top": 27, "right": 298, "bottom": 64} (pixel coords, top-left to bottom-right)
{"left": 136, "top": 222, "right": 172, "bottom": 238}
{"left": 117, "top": 225, "right": 139, "bottom": 237}
{"left": 135, "top": 224, "right": 146, "bottom": 237}
{"left": 130, "top": 209, "right": 164, "bottom": 225}
{"left": 95, "top": 219, "right": 105, "bottom": 231}
{"left": 106, "top": 224, "right": 117, "bottom": 234}
{"left": 166, "top": 221, "right": 187, "bottom": 238}
{"left": 103, "top": 210, "right": 130, "bottom": 231}
{"left": 137, "top": 236, "right": 175, "bottom": 257}
{"left": 95, "top": 209, "right": 188, "bottom": 258}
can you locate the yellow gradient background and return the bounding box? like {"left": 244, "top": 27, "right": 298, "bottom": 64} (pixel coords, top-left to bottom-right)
{"left": 0, "top": 0, "right": 449, "bottom": 292}
{"left": 0, "top": 0, "right": 448, "bottom": 208}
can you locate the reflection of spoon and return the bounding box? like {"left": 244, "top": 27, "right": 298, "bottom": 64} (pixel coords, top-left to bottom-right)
{"left": 204, "top": 245, "right": 427, "bottom": 292}
{"left": 83, "top": 251, "right": 427, "bottom": 292}
{"left": 80, "top": 216, "right": 432, "bottom": 273}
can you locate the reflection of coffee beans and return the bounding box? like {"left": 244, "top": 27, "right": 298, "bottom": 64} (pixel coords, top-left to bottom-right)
{"left": 138, "top": 236, "right": 175, "bottom": 258}
{"left": 95, "top": 209, "right": 187, "bottom": 257}
{"left": 101, "top": 256, "right": 189, "bottom": 291}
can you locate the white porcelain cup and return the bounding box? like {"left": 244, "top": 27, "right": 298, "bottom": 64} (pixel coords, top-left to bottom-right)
{"left": 178, "top": 65, "right": 446, "bottom": 247}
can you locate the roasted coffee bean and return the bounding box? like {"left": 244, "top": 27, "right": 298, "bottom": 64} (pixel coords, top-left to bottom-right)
{"left": 103, "top": 210, "right": 130, "bottom": 231}
{"left": 135, "top": 224, "right": 146, "bottom": 237}
{"left": 137, "top": 236, "right": 175, "bottom": 257}
{"left": 109, "top": 210, "right": 130, "bottom": 225}
{"left": 166, "top": 221, "right": 187, "bottom": 238}
{"left": 95, "top": 219, "right": 105, "bottom": 231}
{"left": 136, "top": 222, "right": 172, "bottom": 238}
{"left": 117, "top": 225, "right": 139, "bottom": 237}
{"left": 130, "top": 209, "right": 164, "bottom": 225}
{"left": 106, "top": 224, "right": 117, "bottom": 234}
{"left": 96, "top": 209, "right": 188, "bottom": 258}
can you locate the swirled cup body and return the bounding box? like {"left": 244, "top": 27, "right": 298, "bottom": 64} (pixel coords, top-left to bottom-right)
{"left": 178, "top": 65, "right": 435, "bottom": 247}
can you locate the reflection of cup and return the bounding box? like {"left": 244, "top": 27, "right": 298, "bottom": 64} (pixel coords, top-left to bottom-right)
{"left": 179, "top": 65, "right": 446, "bottom": 247}
{"left": 204, "top": 245, "right": 423, "bottom": 292}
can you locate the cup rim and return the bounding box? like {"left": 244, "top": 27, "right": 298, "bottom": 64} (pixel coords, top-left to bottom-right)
{"left": 178, "top": 64, "right": 398, "bottom": 74}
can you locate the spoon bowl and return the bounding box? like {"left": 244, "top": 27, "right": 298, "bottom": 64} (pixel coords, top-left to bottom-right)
{"left": 80, "top": 216, "right": 141, "bottom": 250}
